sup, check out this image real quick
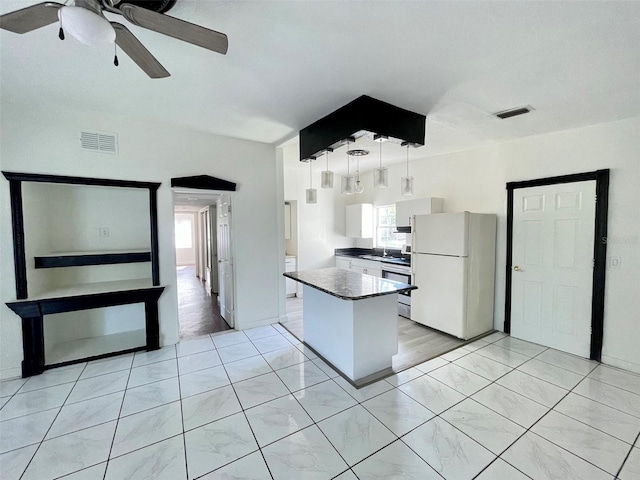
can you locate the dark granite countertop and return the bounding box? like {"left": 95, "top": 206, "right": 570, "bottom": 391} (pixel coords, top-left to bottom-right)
{"left": 334, "top": 248, "right": 411, "bottom": 267}
{"left": 284, "top": 267, "right": 417, "bottom": 301}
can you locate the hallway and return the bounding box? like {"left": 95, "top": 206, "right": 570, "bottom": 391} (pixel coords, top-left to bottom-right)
{"left": 177, "top": 266, "right": 230, "bottom": 339}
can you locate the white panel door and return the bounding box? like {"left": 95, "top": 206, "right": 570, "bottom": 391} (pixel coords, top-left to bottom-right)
{"left": 217, "top": 195, "right": 234, "bottom": 328}
{"left": 412, "top": 212, "right": 469, "bottom": 256}
{"left": 511, "top": 181, "right": 596, "bottom": 357}
{"left": 411, "top": 254, "right": 468, "bottom": 338}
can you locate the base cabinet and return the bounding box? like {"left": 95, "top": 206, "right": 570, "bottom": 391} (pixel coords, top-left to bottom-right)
{"left": 335, "top": 257, "right": 382, "bottom": 277}
{"left": 285, "top": 257, "right": 297, "bottom": 296}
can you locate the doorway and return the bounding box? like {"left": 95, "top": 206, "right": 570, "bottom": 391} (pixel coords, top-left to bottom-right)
{"left": 504, "top": 170, "right": 609, "bottom": 360}
{"left": 173, "top": 191, "right": 232, "bottom": 339}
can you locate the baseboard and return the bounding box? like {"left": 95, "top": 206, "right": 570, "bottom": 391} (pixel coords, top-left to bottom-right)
{"left": 237, "top": 315, "right": 280, "bottom": 331}
{"left": 161, "top": 335, "right": 180, "bottom": 347}
{"left": 0, "top": 366, "right": 22, "bottom": 381}
{"left": 601, "top": 354, "right": 640, "bottom": 375}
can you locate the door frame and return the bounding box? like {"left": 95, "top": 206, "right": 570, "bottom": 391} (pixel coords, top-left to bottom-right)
{"left": 504, "top": 169, "right": 610, "bottom": 361}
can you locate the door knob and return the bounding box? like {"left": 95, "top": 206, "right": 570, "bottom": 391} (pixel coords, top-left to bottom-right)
{"left": 513, "top": 266, "right": 522, "bottom": 272}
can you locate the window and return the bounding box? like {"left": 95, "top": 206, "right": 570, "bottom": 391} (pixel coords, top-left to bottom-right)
{"left": 375, "top": 205, "right": 405, "bottom": 248}
{"left": 174, "top": 215, "right": 193, "bottom": 249}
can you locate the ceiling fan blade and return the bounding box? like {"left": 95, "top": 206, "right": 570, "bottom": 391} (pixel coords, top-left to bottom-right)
{"left": 112, "top": 22, "right": 170, "bottom": 79}
{"left": 0, "top": 2, "right": 64, "bottom": 34}
{"left": 118, "top": 3, "right": 228, "bottom": 54}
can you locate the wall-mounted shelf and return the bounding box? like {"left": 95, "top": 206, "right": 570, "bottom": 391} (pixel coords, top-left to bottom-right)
{"left": 35, "top": 250, "right": 151, "bottom": 269}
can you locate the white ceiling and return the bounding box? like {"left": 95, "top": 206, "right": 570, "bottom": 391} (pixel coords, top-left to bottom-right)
{"left": 2, "top": 0, "right": 639, "bottom": 171}
{"left": 173, "top": 189, "right": 221, "bottom": 208}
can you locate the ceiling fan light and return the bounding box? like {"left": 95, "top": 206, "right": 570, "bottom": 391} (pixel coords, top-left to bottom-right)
{"left": 59, "top": 6, "right": 116, "bottom": 47}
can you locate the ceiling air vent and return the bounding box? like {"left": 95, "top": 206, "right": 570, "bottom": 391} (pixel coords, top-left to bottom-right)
{"left": 493, "top": 106, "right": 533, "bottom": 120}
{"left": 80, "top": 131, "right": 118, "bottom": 154}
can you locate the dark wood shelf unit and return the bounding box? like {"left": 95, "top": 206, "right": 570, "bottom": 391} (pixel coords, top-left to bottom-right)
{"left": 34, "top": 251, "right": 152, "bottom": 269}
{"left": 6, "top": 285, "right": 165, "bottom": 377}
{"left": 2, "top": 171, "right": 165, "bottom": 378}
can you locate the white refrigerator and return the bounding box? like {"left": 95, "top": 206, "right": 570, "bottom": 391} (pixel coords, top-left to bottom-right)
{"left": 411, "top": 212, "right": 497, "bottom": 339}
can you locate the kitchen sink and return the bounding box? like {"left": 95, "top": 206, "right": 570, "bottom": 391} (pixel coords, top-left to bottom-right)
{"left": 360, "top": 254, "right": 386, "bottom": 260}
{"left": 360, "top": 254, "right": 410, "bottom": 266}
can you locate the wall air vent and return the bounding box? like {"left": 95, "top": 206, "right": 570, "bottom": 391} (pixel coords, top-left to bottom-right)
{"left": 493, "top": 106, "right": 533, "bottom": 120}
{"left": 80, "top": 131, "right": 118, "bottom": 154}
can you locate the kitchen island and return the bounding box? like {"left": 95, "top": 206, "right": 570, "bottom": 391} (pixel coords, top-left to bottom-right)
{"left": 283, "top": 267, "right": 417, "bottom": 385}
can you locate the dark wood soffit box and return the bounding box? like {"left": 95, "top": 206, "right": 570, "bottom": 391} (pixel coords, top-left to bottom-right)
{"left": 171, "top": 175, "right": 237, "bottom": 191}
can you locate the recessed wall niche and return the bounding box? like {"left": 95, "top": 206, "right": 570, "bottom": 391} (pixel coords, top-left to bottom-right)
{"left": 3, "top": 171, "right": 164, "bottom": 377}
{"left": 23, "top": 182, "right": 153, "bottom": 296}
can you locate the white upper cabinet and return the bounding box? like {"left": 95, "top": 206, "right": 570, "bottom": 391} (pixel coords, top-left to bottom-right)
{"left": 345, "top": 203, "right": 373, "bottom": 238}
{"left": 395, "top": 197, "right": 444, "bottom": 228}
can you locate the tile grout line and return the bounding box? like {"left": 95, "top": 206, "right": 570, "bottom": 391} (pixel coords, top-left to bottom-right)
{"left": 17, "top": 360, "right": 91, "bottom": 480}
{"left": 216, "top": 342, "right": 276, "bottom": 480}
{"left": 486, "top": 370, "right": 623, "bottom": 477}
{"left": 175, "top": 353, "right": 190, "bottom": 480}
{"left": 392, "top": 345, "right": 616, "bottom": 479}
{"left": 615, "top": 430, "right": 640, "bottom": 479}
{"left": 475, "top": 353, "right": 635, "bottom": 475}
{"left": 5, "top": 328, "right": 639, "bottom": 479}
{"left": 102, "top": 354, "right": 141, "bottom": 479}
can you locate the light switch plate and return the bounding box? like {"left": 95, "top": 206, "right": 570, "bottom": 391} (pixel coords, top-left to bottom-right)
{"left": 610, "top": 257, "right": 621, "bottom": 268}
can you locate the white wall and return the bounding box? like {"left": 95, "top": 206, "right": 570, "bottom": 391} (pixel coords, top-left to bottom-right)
{"left": 0, "top": 103, "right": 282, "bottom": 379}
{"left": 354, "top": 116, "right": 640, "bottom": 373}
{"left": 283, "top": 144, "right": 353, "bottom": 275}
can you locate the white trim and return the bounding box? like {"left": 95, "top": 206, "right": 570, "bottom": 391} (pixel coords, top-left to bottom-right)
{"left": 601, "top": 354, "right": 640, "bottom": 375}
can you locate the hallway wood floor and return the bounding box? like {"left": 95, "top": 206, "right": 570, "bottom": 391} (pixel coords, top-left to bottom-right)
{"left": 177, "top": 266, "right": 230, "bottom": 339}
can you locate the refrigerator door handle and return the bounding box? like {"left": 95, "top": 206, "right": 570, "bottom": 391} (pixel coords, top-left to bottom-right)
{"left": 411, "top": 226, "right": 416, "bottom": 275}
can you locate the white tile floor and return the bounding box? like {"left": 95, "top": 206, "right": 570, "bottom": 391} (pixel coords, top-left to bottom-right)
{"left": 2, "top": 326, "right": 640, "bottom": 479}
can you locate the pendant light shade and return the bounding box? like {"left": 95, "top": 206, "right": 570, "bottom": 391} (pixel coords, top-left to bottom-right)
{"left": 341, "top": 142, "right": 355, "bottom": 195}
{"left": 373, "top": 138, "right": 388, "bottom": 188}
{"left": 400, "top": 143, "right": 414, "bottom": 196}
{"left": 306, "top": 188, "right": 317, "bottom": 204}
{"left": 341, "top": 175, "right": 355, "bottom": 195}
{"left": 306, "top": 160, "right": 317, "bottom": 204}
{"left": 374, "top": 168, "right": 388, "bottom": 188}
{"left": 320, "top": 151, "right": 334, "bottom": 188}
{"left": 400, "top": 176, "right": 414, "bottom": 196}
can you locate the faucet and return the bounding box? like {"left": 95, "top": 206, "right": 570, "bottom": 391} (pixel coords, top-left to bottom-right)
{"left": 383, "top": 247, "right": 388, "bottom": 257}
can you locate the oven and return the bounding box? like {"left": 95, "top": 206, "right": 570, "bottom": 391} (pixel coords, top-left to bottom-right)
{"left": 381, "top": 264, "right": 412, "bottom": 319}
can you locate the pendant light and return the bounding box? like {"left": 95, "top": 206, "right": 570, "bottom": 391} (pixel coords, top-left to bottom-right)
{"left": 341, "top": 142, "right": 355, "bottom": 195}
{"left": 344, "top": 148, "right": 369, "bottom": 195}
{"left": 306, "top": 159, "right": 317, "bottom": 204}
{"left": 354, "top": 155, "right": 364, "bottom": 194}
{"left": 373, "top": 135, "right": 388, "bottom": 188}
{"left": 400, "top": 142, "right": 414, "bottom": 196}
{"left": 320, "top": 150, "right": 334, "bottom": 189}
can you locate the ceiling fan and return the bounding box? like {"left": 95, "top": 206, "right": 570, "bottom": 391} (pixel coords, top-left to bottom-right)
{"left": 0, "top": 0, "right": 228, "bottom": 78}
